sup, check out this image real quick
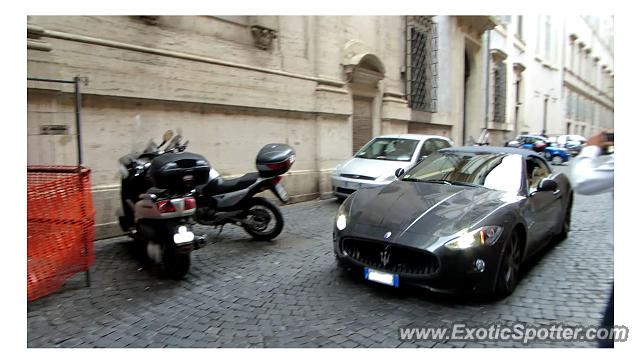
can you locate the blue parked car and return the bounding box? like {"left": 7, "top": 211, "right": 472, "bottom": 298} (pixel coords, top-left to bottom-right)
{"left": 544, "top": 146, "right": 570, "bottom": 165}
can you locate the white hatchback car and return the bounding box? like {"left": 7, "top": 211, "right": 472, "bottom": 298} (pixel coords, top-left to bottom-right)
{"left": 331, "top": 134, "right": 454, "bottom": 199}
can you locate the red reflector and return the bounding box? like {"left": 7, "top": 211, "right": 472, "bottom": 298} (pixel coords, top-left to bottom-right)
{"left": 184, "top": 197, "right": 196, "bottom": 210}
{"left": 157, "top": 200, "right": 176, "bottom": 213}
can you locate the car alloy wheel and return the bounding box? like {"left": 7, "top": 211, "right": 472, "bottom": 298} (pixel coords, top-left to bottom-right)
{"left": 497, "top": 231, "right": 522, "bottom": 296}
{"left": 551, "top": 155, "right": 564, "bottom": 165}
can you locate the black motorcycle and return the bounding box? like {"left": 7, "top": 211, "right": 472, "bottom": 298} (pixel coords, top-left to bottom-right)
{"left": 118, "top": 130, "right": 210, "bottom": 279}
{"left": 194, "top": 144, "right": 295, "bottom": 241}
{"left": 119, "top": 129, "right": 295, "bottom": 278}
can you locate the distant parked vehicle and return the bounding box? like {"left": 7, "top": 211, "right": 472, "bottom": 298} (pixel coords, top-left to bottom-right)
{"left": 331, "top": 134, "right": 454, "bottom": 199}
{"left": 504, "top": 135, "right": 549, "bottom": 153}
{"left": 556, "top": 135, "right": 586, "bottom": 156}
{"left": 544, "top": 146, "right": 570, "bottom": 165}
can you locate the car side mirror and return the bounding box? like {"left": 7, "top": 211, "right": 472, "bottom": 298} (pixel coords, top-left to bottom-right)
{"left": 537, "top": 178, "right": 558, "bottom": 192}
{"left": 395, "top": 168, "right": 405, "bottom": 178}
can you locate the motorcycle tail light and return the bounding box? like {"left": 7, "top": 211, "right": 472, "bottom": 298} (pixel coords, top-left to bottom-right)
{"left": 157, "top": 200, "right": 176, "bottom": 213}
{"left": 266, "top": 154, "right": 295, "bottom": 171}
{"left": 266, "top": 160, "right": 288, "bottom": 171}
{"left": 184, "top": 197, "right": 196, "bottom": 210}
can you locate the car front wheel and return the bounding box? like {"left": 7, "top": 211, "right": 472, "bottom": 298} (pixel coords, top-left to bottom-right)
{"left": 551, "top": 155, "right": 564, "bottom": 165}
{"left": 495, "top": 230, "right": 523, "bottom": 297}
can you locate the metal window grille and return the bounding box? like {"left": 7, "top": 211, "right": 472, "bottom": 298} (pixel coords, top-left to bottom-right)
{"left": 494, "top": 62, "right": 507, "bottom": 123}
{"left": 407, "top": 17, "right": 438, "bottom": 113}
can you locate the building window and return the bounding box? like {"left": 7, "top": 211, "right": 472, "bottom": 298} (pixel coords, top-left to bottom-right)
{"left": 407, "top": 16, "right": 438, "bottom": 113}
{"left": 566, "top": 92, "right": 573, "bottom": 118}
{"left": 494, "top": 62, "right": 507, "bottom": 122}
{"left": 577, "top": 47, "right": 583, "bottom": 79}
{"left": 568, "top": 36, "right": 577, "bottom": 72}
{"left": 516, "top": 16, "right": 523, "bottom": 39}
{"left": 577, "top": 96, "right": 583, "bottom": 120}
{"left": 544, "top": 16, "right": 552, "bottom": 60}
{"left": 498, "top": 16, "right": 511, "bottom": 25}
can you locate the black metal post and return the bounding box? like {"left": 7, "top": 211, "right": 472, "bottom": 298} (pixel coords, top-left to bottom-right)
{"left": 74, "top": 77, "right": 83, "bottom": 165}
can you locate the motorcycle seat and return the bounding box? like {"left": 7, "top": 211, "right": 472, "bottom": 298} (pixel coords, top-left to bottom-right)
{"left": 202, "top": 172, "right": 260, "bottom": 196}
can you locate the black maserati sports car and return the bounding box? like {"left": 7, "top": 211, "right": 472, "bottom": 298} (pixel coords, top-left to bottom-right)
{"left": 332, "top": 146, "right": 573, "bottom": 297}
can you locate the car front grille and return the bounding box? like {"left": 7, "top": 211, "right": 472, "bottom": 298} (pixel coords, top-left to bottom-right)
{"left": 341, "top": 237, "right": 439, "bottom": 276}
{"left": 336, "top": 187, "right": 356, "bottom": 195}
{"left": 340, "top": 173, "right": 376, "bottom": 181}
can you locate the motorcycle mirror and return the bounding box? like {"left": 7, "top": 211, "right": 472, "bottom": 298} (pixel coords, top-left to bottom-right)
{"left": 163, "top": 130, "right": 174, "bottom": 143}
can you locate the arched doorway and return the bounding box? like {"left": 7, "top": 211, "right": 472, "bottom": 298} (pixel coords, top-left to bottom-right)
{"left": 343, "top": 44, "right": 385, "bottom": 154}
{"left": 462, "top": 38, "right": 482, "bottom": 146}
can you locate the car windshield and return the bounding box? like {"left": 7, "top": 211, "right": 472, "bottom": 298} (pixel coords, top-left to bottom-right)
{"left": 401, "top": 152, "right": 524, "bottom": 193}
{"left": 355, "top": 138, "right": 419, "bottom": 161}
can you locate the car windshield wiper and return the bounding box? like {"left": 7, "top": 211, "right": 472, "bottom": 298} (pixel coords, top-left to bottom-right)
{"left": 402, "top": 178, "right": 452, "bottom": 185}
{"left": 403, "top": 178, "right": 483, "bottom": 188}
{"left": 447, "top": 180, "right": 482, "bottom": 188}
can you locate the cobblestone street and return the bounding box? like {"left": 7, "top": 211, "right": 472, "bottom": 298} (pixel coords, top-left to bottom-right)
{"left": 27, "top": 164, "right": 614, "bottom": 348}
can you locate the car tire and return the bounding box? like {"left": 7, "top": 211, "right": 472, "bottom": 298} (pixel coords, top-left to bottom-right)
{"left": 558, "top": 193, "right": 573, "bottom": 240}
{"left": 495, "top": 229, "right": 523, "bottom": 297}
{"left": 551, "top": 155, "right": 564, "bottom": 165}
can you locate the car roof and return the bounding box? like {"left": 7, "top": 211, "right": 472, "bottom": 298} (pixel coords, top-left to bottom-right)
{"left": 376, "top": 134, "right": 452, "bottom": 142}
{"left": 441, "top": 146, "right": 547, "bottom": 161}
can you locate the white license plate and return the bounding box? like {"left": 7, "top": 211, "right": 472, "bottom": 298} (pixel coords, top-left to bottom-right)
{"left": 173, "top": 226, "right": 195, "bottom": 245}
{"left": 274, "top": 183, "right": 289, "bottom": 202}
{"left": 344, "top": 181, "right": 359, "bottom": 190}
{"left": 365, "top": 268, "right": 399, "bottom": 287}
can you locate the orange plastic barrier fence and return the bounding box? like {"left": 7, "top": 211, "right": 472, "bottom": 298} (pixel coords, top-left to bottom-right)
{"left": 27, "top": 166, "right": 95, "bottom": 301}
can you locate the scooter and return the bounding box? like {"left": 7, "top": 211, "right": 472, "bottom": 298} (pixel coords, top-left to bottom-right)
{"left": 194, "top": 144, "right": 295, "bottom": 241}
{"left": 118, "top": 130, "right": 209, "bottom": 279}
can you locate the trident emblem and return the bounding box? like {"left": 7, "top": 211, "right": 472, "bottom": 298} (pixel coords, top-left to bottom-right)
{"left": 380, "top": 250, "right": 391, "bottom": 267}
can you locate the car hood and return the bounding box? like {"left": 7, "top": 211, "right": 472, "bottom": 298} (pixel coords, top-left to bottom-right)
{"left": 337, "top": 157, "right": 412, "bottom": 180}
{"left": 347, "top": 181, "right": 510, "bottom": 249}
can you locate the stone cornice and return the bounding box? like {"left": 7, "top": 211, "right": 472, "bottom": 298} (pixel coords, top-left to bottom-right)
{"left": 27, "top": 24, "right": 346, "bottom": 88}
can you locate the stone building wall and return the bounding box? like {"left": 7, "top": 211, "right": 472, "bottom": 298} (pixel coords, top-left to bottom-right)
{"left": 27, "top": 15, "right": 413, "bottom": 239}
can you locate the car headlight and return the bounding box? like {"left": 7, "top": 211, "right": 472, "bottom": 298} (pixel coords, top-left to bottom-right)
{"left": 335, "top": 197, "right": 353, "bottom": 231}
{"left": 332, "top": 164, "right": 342, "bottom": 176}
{"left": 336, "top": 214, "right": 347, "bottom": 230}
{"left": 445, "top": 226, "right": 503, "bottom": 249}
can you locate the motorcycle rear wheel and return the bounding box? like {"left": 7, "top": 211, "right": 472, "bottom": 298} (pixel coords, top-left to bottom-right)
{"left": 242, "top": 197, "right": 284, "bottom": 241}
{"left": 164, "top": 250, "right": 191, "bottom": 279}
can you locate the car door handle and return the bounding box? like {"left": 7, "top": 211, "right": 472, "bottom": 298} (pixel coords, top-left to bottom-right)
{"left": 553, "top": 190, "right": 562, "bottom": 198}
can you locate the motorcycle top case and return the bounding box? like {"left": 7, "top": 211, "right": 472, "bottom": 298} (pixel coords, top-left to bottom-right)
{"left": 149, "top": 152, "right": 210, "bottom": 191}
{"left": 256, "top": 144, "right": 295, "bottom": 177}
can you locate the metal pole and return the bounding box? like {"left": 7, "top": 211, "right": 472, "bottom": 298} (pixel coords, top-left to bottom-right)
{"left": 73, "top": 76, "right": 90, "bottom": 287}
{"left": 74, "top": 77, "right": 83, "bottom": 165}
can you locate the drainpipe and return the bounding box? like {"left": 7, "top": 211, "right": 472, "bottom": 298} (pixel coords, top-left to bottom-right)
{"left": 484, "top": 30, "right": 491, "bottom": 131}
